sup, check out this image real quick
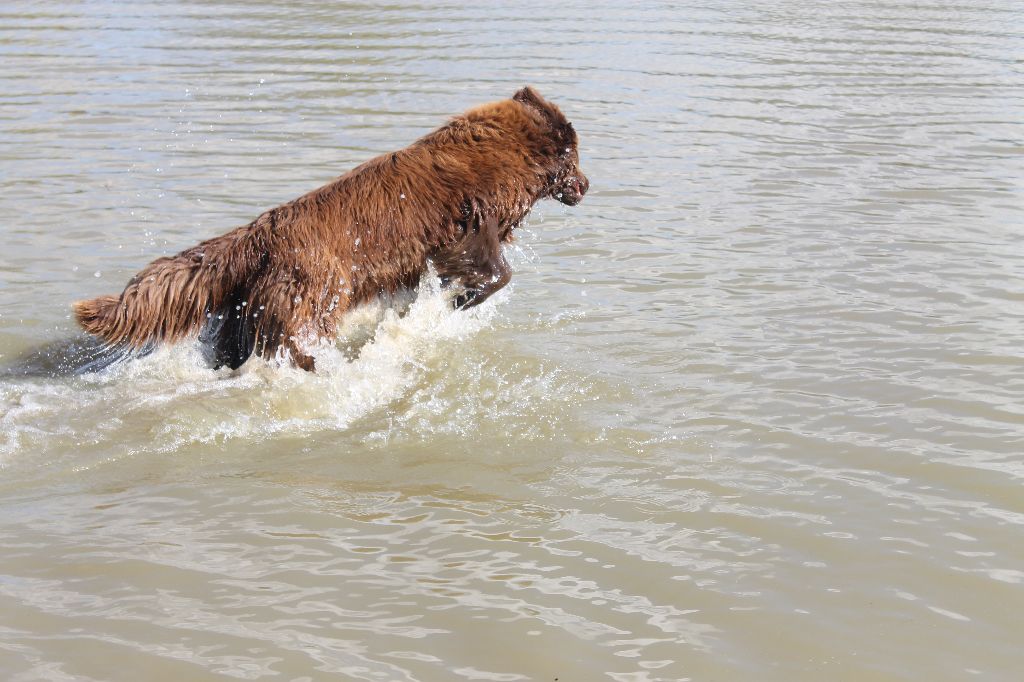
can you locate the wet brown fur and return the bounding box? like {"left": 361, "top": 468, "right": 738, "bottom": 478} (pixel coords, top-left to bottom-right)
{"left": 73, "top": 87, "right": 589, "bottom": 370}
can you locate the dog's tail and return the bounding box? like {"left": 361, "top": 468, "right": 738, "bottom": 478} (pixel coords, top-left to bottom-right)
{"left": 73, "top": 295, "right": 122, "bottom": 339}
{"left": 73, "top": 229, "right": 266, "bottom": 357}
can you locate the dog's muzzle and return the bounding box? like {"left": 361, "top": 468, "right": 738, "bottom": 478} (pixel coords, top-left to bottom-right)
{"left": 556, "top": 173, "right": 589, "bottom": 206}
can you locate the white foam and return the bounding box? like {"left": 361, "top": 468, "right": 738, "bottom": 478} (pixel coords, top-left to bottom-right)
{"left": 0, "top": 273, "right": 507, "bottom": 466}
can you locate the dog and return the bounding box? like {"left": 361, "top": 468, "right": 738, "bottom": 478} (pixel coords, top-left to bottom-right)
{"left": 74, "top": 86, "right": 589, "bottom": 371}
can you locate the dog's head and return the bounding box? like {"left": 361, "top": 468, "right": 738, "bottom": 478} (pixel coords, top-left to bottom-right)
{"left": 512, "top": 86, "right": 590, "bottom": 206}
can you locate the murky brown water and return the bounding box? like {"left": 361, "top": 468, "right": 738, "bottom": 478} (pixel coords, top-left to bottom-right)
{"left": 1, "top": 1, "right": 1023, "bottom": 680}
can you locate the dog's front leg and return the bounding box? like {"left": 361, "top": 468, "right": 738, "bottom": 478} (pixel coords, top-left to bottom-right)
{"left": 453, "top": 258, "right": 511, "bottom": 309}
{"left": 434, "top": 211, "right": 512, "bottom": 309}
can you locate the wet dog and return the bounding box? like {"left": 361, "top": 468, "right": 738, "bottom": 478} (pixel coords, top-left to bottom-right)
{"left": 74, "top": 86, "right": 589, "bottom": 371}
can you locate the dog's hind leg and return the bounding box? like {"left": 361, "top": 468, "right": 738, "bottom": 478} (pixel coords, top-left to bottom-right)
{"left": 241, "top": 275, "right": 325, "bottom": 372}
{"left": 198, "top": 286, "right": 257, "bottom": 370}
{"left": 281, "top": 339, "right": 316, "bottom": 372}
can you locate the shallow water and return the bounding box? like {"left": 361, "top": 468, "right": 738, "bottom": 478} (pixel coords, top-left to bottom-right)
{"left": 1, "top": 1, "right": 1023, "bottom": 680}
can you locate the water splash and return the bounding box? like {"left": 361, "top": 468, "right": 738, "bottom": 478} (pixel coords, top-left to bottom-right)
{"left": 0, "top": 273, "right": 505, "bottom": 466}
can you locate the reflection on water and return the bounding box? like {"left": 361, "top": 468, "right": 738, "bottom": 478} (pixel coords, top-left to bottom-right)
{"left": 1, "top": 335, "right": 121, "bottom": 377}
{"left": 1, "top": 1, "right": 1023, "bottom": 680}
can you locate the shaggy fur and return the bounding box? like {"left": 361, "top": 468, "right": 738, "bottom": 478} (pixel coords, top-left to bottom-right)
{"left": 74, "top": 86, "right": 589, "bottom": 370}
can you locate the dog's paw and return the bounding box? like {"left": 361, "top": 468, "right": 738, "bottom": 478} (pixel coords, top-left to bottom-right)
{"left": 453, "top": 290, "right": 479, "bottom": 310}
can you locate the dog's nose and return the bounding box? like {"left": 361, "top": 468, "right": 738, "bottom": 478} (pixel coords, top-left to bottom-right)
{"left": 578, "top": 174, "right": 590, "bottom": 196}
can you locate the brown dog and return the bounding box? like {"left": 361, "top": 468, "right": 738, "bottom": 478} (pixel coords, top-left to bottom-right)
{"left": 73, "top": 86, "right": 589, "bottom": 371}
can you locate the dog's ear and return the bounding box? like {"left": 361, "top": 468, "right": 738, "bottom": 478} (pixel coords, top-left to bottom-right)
{"left": 513, "top": 86, "right": 545, "bottom": 108}
{"left": 559, "top": 120, "right": 578, "bottom": 147}
{"left": 513, "top": 86, "right": 576, "bottom": 146}
{"left": 514, "top": 86, "right": 561, "bottom": 122}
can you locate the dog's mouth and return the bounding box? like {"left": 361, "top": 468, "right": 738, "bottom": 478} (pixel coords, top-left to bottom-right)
{"left": 555, "top": 173, "right": 590, "bottom": 206}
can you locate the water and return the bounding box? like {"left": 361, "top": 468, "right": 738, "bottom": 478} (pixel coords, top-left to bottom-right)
{"left": 1, "top": 1, "right": 1022, "bottom": 680}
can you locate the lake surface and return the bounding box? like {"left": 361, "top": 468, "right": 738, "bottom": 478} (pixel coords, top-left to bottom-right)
{"left": 1, "top": 1, "right": 1022, "bottom": 680}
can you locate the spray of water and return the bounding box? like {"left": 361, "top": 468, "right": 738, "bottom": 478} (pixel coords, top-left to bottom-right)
{"left": 0, "top": 273, "right": 504, "bottom": 466}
